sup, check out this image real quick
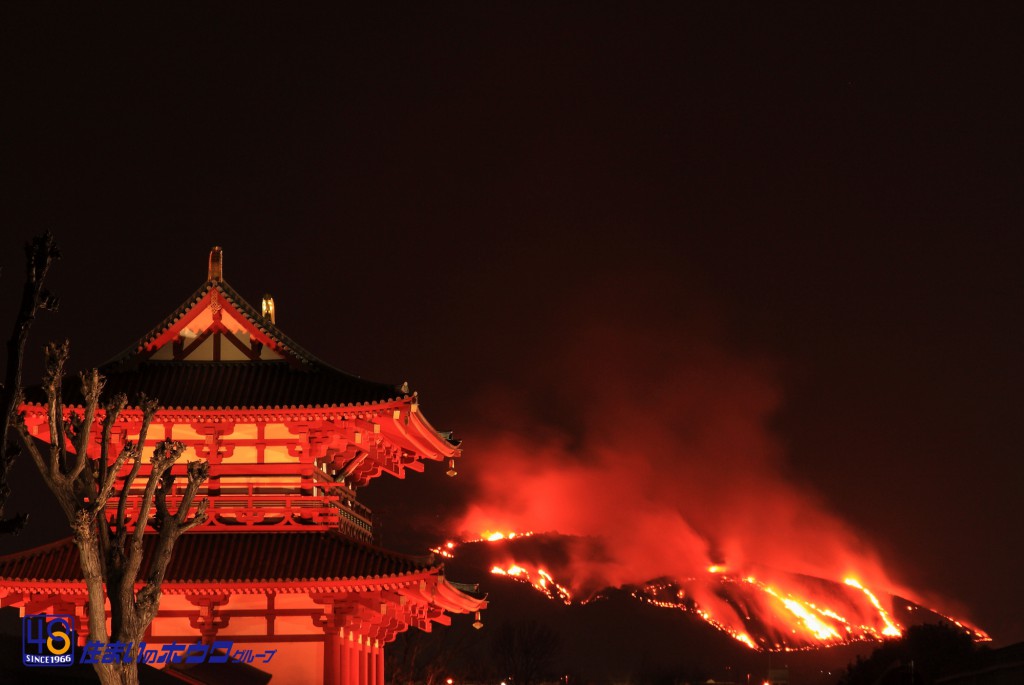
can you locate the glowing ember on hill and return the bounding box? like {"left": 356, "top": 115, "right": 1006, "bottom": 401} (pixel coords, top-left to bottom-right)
{"left": 844, "top": 578, "right": 903, "bottom": 637}
{"left": 627, "top": 571, "right": 941, "bottom": 650}
{"left": 443, "top": 535, "right": 989, "bottom": 652}
{"left": 431, "top": 532, "right": 535, "bottom": 559}
{"left": 491, "top": 562, "right": 573, "bottom": 605}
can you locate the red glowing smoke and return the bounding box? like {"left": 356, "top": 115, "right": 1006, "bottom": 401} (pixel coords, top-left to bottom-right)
{"left": 454, "top": 316, "right": 900, "bottom": 600}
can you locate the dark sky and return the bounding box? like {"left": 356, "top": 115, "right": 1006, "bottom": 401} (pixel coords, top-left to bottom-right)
{"left": 1, "top": 5, "right": 1021, "bottom": 646}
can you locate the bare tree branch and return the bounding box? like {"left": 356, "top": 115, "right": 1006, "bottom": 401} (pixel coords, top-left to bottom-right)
{"left": 153, "top": 470, "right": 173, "bottom": 523}
{"left": 111, "top": 396, "right": 158, "bottom": 543}
{"left": 84, "top": 394, "right": 127, "bottom": 559}
{"left": 0, "top": 231, "right": 59, "bottom": 533}
{"left": 92, "top": 394, "right": 128, "bottom": 516}
{"left": 179, "top": 498, "right": 209, "bottom": 533}
{"left": 14, "top": 421, "right": 54, "bottom": 493}
{"left": 114, "top": 448, "right": 142, "bottom": 544}
{"left": 70, "top": 369, "right": 103, "bottom": 480}
{"left": 136, "top": 450, "right": 209, "bottom": 627}
{"left": 43, "top": 341, "right": 69, "bottom": 483}
{"left": 176, "top": 460, "right": 209, "bottom": 525}
{"left": 124, "top": 440, "right": 184, "bottom": 585}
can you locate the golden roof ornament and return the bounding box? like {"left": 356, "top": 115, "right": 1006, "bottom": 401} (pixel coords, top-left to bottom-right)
{"left": 208, "top": 246, "right": 223, "bottom": 281}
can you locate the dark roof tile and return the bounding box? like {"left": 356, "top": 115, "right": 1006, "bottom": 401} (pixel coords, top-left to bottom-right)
{"left": 0, "top": 532, "right": 437, "bottom": 584}
{"left": 98, "top": 361, "right": 399, "bottom": 408}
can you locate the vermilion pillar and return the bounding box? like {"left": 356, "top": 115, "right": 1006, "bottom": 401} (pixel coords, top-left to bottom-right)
{"left": 75, "top": 601, "right": 90, "bottom": 647}
{"left": 323, "top": 631, "right": 341, "bottom": 685}
{"left": 370, "top": 638, "right": 378, "bottom": 683}
{"left": 358, "top": 635, "right": 367, "bottom": 684}
{"left": 376, "top": 642, "right": 385, "bottom": 685}
{"left": 347, "top": 630, "right": 359, "bottom": 685}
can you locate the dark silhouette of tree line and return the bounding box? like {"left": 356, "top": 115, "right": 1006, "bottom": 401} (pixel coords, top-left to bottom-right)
{"left": 839, "top": 623, "right": 985, "bottom": 685}
{"left": 387, "top": 617, "right": 561, "bottom": 685}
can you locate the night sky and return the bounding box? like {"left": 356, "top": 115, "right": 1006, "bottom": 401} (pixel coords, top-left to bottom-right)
{"left": 1, "top": 5, "right": 1021, "bottom": 647}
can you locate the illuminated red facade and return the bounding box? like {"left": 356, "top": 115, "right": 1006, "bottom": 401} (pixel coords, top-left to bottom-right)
{"left": 0, "top": 248, "right": 485, "bottom": 684}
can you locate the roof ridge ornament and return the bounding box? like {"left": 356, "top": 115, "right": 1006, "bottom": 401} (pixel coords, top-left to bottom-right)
{"left": 261, "top": 294, "right": 276, "bottom": 324}
{"left": 208, "top": 246, "right": 223, "bottom": 281}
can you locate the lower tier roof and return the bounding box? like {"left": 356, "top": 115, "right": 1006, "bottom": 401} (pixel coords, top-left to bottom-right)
{"left": 0, "top": 531, "right": 440, "bottom": 586}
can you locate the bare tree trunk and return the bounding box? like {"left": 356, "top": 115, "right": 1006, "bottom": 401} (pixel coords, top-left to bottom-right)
{"left": 94, "top": 661, "right": 141, "bottom": 685}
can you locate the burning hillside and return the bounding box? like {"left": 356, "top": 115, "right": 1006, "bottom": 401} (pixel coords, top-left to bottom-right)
{"left": 420, "top": 321, "right": 992, "bottom": 653}
{"left": 436, "top": 534, "right": 989, "bottom": 652}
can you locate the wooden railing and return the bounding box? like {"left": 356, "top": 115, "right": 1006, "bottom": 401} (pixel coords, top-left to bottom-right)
{"left": 105, "top": 464, "right": 376, "bottom": 535}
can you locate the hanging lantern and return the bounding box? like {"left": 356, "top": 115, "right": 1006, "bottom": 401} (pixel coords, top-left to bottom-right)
{"left": 472, "top": 610, "right": 483, "bottom": 630}
{"left": 446, "top": 458, "right": 457, "bottom": 477}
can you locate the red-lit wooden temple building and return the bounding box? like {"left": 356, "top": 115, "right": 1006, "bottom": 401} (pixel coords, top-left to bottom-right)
{"left": 0, "top": 248, "right": 485, "bottom": 684}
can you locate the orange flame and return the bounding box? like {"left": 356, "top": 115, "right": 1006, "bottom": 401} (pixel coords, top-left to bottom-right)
{"left": 490, "top": 561, "right": 573, "bottom": 605}
{"left": 844, "top": 578, "right": 902, "bottom": 638}
{"left": 447, "top": 531, "right": 986, "bottom": 651}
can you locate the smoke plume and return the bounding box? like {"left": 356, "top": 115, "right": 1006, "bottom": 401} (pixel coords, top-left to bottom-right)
{"left": 455, "top": 306, "right": 897, "bottom": 599}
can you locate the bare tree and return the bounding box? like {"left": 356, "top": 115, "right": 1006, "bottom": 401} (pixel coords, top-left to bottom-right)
{"left": 4, "top": 235, "right": 210, "bottom": 685}
{"left": 0, "top": 232, "right": 60, "bottom": 533}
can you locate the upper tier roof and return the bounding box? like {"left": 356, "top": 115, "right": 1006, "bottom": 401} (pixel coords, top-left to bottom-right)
{"left": 29, "top": 248, "right": 410, "bottom": 410}
{"left": 86, "top": 361, "right": 400, "bottom": 409}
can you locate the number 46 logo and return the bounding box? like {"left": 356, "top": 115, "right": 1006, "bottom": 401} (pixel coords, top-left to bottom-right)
{"left": 22, "top": 614, "right": 75, "bottom": 667}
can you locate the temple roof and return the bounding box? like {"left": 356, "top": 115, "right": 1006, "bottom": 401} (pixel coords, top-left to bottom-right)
{"left": 0, "top": 531, "right": 441, "bottom": 585}
{"left": 80, "top": 360, "right": 400, "bottom": 409}
{"left": 26, "top": 249, "right": 411, "bottom": 410}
